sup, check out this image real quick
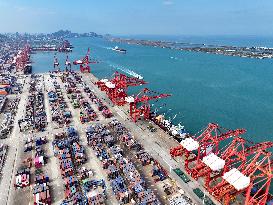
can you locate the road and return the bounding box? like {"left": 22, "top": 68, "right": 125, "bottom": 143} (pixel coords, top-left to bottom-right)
{"left": 0, "top": 75, "right": 30, "bottom": 205}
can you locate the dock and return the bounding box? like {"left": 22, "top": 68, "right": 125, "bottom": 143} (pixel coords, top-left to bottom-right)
{"left": 0, "top": 71, "right": 220, "bottom": 205}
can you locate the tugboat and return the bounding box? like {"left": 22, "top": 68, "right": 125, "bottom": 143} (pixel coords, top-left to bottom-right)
{"left": 112, "top": 46, "right": 126, "bottom": 54}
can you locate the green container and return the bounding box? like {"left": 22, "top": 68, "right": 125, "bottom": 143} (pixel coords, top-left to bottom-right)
{"left": 204, "top": 196, "right": 216, "bottom": 205}
{"left": 173, "top": 168, "right": 190, "bottom": 183}
{"left": 193, "top": 188, "right": 205, "bottom": 199}
{"left": 180, "top": 173, "right": 190, "bottom": 183}
{"left": 173, "top": 168, "right": 183, "bottom": 176}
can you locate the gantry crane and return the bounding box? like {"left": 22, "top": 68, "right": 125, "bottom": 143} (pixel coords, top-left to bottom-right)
{"left": 96, "top": 71, "right": 147, "bottom": 106}
{"left": 186, "top": 125, "right": 246, "bottom": 177}
{"left": 16, "top": 45, "right": 31, "bottom": 73}
{"left": 170, "top": 123, "right": 245, "bottom": 159}
{"left": 219, "top": 138, "right": 273, "bottom": 175}
{"left": 126, "top": 88, "right": 171, "bottom": 122}
{"left": 106, "top": 71, "right": 147, "bottom": 106}
{"left": 245, "top": 157, "right": 273, "bottom": 205}
{"left": 65, "top": 55, "right": 72, "bottom": 72}
{"left": 96, "top": 78, "right": 109, "bottom": 91}
{"left": 209, "top": 150, "right": 272, "bottom": 205}
{"left": 73, "top": 48, "right": 97, "bottom": 73}
{"left": 195, "top": 137, "right": 273, "bottom": 188}
{"left": 53, "top": 55, "right": 60, "bottom": 72}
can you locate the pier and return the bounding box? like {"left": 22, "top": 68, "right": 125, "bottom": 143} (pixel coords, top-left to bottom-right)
{"left": 0, "top": 71, "right": 220, "bottom": 205}
{"left": 1, "top": 33, "right": 272, "bottom": 205}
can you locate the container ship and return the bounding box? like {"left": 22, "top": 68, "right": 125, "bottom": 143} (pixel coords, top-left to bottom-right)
{"left": 149, "top": 112, "right": 188, "bottom": 142}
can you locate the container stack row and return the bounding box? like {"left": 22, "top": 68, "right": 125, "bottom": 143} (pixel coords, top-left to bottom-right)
{"left": 86, "top": 123, "right": 161, "bottom": 205}
{"left": 0, "top": 97, "right": 20, "bottom": 138}
{"left": 19, "top": 75, "right": 47, "bottom": 132}
{"left": 47, "top": 76, "right": 72, "bottom": 127}
{"left": 83, "top": 86, "right": 112, "bottom": 119}
{"left": 53, "top": 127, "right": 107, "bottom": 205}
{"left": 62, "top": 73, "right": 98, "bottom": 123}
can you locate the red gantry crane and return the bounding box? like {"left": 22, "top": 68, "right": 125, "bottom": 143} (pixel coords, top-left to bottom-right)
{"left": 96, "top": 71, "right": 147, "bottom": 106}
{"left": 65, "top": 55, "right": 72, "bottom": 72}
{"left": 209, "top": 149, "right": 273, "bottom": 205}
{"left": 16, "top": 45, "right": 31, "bottom": 73}
{"left": 169, "top": 123, "right": 246, "bottom": 176}
{"left": 169, "top": 123, "right": 245, "bottom": 159}
{"left": 194, "top": 136, "right": 273, "bottom": 189}
{"left": 73, "top": 48, "right": 97, "bottom": 73}
{"left": 126, "top": 88, "right": 171, "bottom": 122}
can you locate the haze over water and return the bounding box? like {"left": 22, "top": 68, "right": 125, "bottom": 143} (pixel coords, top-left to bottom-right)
{"left": 32, "top": 36, "right": 273, "bottom": 143}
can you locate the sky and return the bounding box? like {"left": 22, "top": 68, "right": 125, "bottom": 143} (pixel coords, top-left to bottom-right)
{"left": 0, "top": 0, "right": 273, "bottom": 36}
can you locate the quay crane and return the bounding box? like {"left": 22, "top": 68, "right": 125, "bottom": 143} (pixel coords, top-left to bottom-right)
{"left": 73, "top": 48, "right": 97, "bottom": 73}
{"left": 53, "top": 55, "right": 60, "bottom": 72}
{"left": 125, "top": 88, "right": 171, "bottom": 122}
{"left": 96, "top": 71, "right": 147, "bottom": 106}
{"left": 170, "top": 124, "right": 273, "bottom": 205}
{"left": 170, "top": 123, "right": 245, "bottom": 158}
{"left": 170, "top": 124, "right": 245, "bottom": 176}
{"left": 65, "top": 56, "right": 72, "bottom": 72}
{"left": 193, "top": 136, "right": 273, "bottom": 188}
{"left": 16, "top": 45, "right": 31, "bottom": 74}
{"left": 209, "top": 149, "right": 272, "bottom": 205}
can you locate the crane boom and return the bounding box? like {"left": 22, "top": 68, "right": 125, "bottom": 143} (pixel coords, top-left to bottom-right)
{"left": 135, "top": 93, "right": 171, "bottom": 103}
{"left": 73, "top": 48, "right": 93, "bottom": 73}
{"left": 112, "top": 71, "right": 147, "bottom": 87}
{"left": 129, "top": 88, "right": 171, "bottom": 122}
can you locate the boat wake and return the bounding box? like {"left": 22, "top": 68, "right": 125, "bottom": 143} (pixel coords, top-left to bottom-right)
{"left": 103, "top": 47, "right": 113, "bottom": 50}
{"left": 170, "top": 56, "right": 178, "bottom": 60}
{"left": 108, "top": 63, "right": 143, "bottom": 79}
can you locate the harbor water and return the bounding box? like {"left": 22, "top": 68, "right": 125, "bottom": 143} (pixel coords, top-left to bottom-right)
{"left": 32, "top": 36, "right": 273, "bottom": 143}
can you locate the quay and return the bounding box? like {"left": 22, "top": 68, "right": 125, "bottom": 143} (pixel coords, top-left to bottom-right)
{"left": 1, "top": 36, "right": 272, "bottom": 205}
{"left": 0, "top": 68, "right": 271, "bottom": 205}
{"left": 0, "top": 71, "right": 218, "bottom": 205}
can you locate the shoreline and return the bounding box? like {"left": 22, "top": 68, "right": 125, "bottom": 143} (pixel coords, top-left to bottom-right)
{"left": 108, "top": 37, "right": 273, "bottom": 59}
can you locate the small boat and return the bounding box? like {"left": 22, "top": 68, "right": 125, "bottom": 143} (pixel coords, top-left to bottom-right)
{"left": 112, "top": 46, "right": 126, "bottom": 54}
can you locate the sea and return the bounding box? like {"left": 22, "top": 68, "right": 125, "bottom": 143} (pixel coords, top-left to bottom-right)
{"left": 32, "top": 35, "right": 273, "bottom": 143}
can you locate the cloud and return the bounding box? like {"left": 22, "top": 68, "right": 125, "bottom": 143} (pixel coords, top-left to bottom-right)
{"left": 163, "top": 0, "right": 174, "bottom": 5}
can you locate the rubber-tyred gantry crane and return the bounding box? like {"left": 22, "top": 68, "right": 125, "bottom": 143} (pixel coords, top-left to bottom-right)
{"left": 126, "top": 88, "right": 171, "bottom": 122}
{"left": 96, "top": 71, "right": 147, "bottom": 106}
{"left": 73, "top": 48, "right": 97, "bottom": 73}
